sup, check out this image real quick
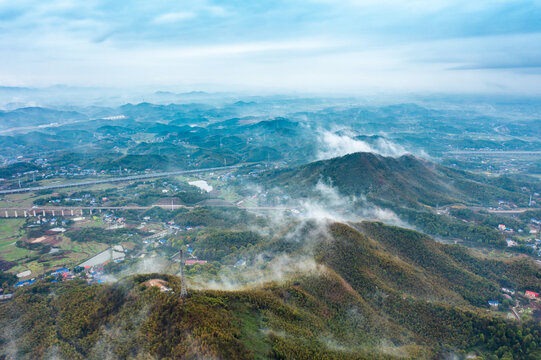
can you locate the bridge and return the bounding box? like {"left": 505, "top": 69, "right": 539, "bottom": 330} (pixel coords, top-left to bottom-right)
{"left": 0, "top": 204, "right": 295, "bottom": 218}
{"left": 0, "top": 205, "right": 189, "bottom": 218}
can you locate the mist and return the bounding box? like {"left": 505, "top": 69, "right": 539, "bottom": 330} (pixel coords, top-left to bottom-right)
{"left": 316, "top": 129, "right": 409, "bottom": 160}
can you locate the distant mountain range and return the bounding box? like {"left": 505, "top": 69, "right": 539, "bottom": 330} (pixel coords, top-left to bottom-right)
{"left": 0, "top": 107, "right": 88, "bottom": 129}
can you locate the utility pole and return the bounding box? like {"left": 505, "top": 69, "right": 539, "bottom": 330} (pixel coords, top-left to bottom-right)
{"left": 179, "top": 250, "right": 187, "bottom": 298}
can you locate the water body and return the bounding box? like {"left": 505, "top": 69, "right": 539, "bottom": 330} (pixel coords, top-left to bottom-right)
{"left": 189, "top": 180, "right": 213, "bottom": 192}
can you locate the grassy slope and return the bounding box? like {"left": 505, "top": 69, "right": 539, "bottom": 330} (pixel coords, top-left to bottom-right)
{"left": 0, "top": 219, "right": 30, "bottom": 263}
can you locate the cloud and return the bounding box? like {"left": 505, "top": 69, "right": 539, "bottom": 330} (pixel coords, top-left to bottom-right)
{"left": 149, "top": 39, "right": 338, "bottom": 58}
{"left": 153, "top": 11, "right": 197, "bottom": 24}
{"left": 316, "top": 129, "right": 408, "bottom": 160}
{"left": 297, "top": 181, "right": 407, "bottom": 226}
{"left": 204, "top": 5, "right": 230, "bottom": 17}
{"left": 190, "top": 254, "right": 320, "bottom": 291}
{"left": 1, "top": 0, "right": 541, "bottom": 93}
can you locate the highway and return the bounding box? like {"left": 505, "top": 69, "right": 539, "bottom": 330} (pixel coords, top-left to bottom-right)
{"left": 469, "top": 206, "right": 540, "bottom": 214}
{"left": 447, "top": 150, "right": 541, "bottom": 155}
{"left": 0, "top": 165, "right": 243, "bottom": 195}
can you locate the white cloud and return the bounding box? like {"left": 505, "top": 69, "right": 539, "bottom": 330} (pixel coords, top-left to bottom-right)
{"left": 149, "top": 39, "right": 339, "bottom": 58}
{"left": 204, "top": 5, "right": 229, "bottom": 17}
{"left": 1, "top": 0, "right": 541, "bottom": 94}
{"left": 316, "top": 129, "right": 408, "bottom": 160}
{"left": 313, "top": 0, "right": 514, "bottom": 13}
{"left": 153, "top": 11, "right": 197, "bottom": 24}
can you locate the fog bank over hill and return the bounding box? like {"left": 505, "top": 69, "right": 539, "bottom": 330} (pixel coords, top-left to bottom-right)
{"left": 316, "top": 129, "right": 410, "bottom": 160}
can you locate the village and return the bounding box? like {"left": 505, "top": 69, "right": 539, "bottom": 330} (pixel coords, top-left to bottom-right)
{"left": 488, "top": 287, "right": 541, "bottom": 322}
{"left": 0, "top": 200, "right": 216, "bottom": 298}
{"left": 496, "top": 214, "right": 541, "bottom": 257}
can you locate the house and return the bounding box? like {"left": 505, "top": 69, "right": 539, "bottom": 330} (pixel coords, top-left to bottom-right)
{"left": 488, "top": 301, "right": 499, "bottom": 308}
{"left": 502, "top": 288, "right": 515, "bottom": 295}
{"left": 525, "top": 291, "right": 539, "bottom": 299}
{"left": 0, "top": 294, "right": 13, "bottom": 301}
{"left": 234, "top": 259, "right": 247, "bottom": 267}
{"left": 498, "top": 224, "right": 506, "bottom": 231}
{"left": 15, "top": 280, "right": 36, "bottom": 287}
{"left": 506, "top": 239, "right": 518, "bottom": 247}
{"left": 51, "top": 268, "right": 69, "bottom": 275}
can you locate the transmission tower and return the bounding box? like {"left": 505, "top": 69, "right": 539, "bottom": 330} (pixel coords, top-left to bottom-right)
{"left": 179, "top": 250, "right": 187, "bottom": 298}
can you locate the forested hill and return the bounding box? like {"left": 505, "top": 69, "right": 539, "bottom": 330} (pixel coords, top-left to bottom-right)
{"left": 259, "top": 152, "right": 532, "bottom": 207}
{"left": 2, "top": 222, "right": 540, "bottom": 359}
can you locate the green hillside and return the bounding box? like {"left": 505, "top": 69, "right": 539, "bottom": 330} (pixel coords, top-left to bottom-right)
{"left": 259, "top": 152, "right": 530, "bottom": 207}
{"left": 2, "top": 222, "right": 540, "bottom": 359}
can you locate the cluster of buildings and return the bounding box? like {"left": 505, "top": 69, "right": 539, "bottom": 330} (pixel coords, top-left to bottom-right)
{"left": 104, "top": 213, "right": 126, "bottom": 226}
{"left": 5, "top": 264, "right": 108, "bottom": 300}
{"left": 498, "top": 216, "right": 541, "bottom": 256}
{"left": 77, "top": 266, "right": 106, "bottom": 284}
{"left": 489, "top": 287, "right": 541, "bottom": 321}
{"left": 13, "top": 265, "right": 107, "bottom": 289}
{"left": 505, "top": 236, "right": 541, "bottom": 256}
{"left": 184, "top": 243, "right": 207, "bottom": 266}
{"left": 498, "top": 223, "right": 517, "bottom": 233}
{"left": 28, "top": 215, "right": 66, "bottom": 228}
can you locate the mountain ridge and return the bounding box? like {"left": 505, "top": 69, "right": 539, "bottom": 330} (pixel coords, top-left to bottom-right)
{"left": 259, "top": 151, "right": 530, "bottom": 207}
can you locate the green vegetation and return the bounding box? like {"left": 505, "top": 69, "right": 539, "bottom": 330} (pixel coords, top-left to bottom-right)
{"left": 2, "top": 222, "right": 540, "bottom": 359}
{"left": 0, "top": 270, "right": 17, "bottom": 287}
{"left": 0, "top": 219, "right": 25, "bottom": 238}
{"left": 260, "top": 152, "right": 531, "bottom": 207}
{"left": 183, "top": 230, "right": 262, "bottom": 261}
{"left": 0, "top": 162, "right": 40, "bottom": 178}
{"left": 33, "top": 180, "right": 209, "bottom": 207}
{"left": 395, "top": 207, "right": 506, "bottom": 246}
{"left": 1, "top": 100, "right": 540, "bottom": 359}
{"left": 174, "top": 206, "right": 260, "bottom": 228}
{"left": 67, "top": 227, "right": 148, "bottom": 245}
{"left": 0, "top": 219, "right": 30, "bottom": 267}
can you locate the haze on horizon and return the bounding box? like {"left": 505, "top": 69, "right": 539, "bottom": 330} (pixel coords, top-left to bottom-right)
{"left": 1, "top": 0, "right": 541, "bottom": 95}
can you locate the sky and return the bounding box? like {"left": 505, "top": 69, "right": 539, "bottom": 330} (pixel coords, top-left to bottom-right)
{"left": 1, "top": 0, "right": 541, "bottom": 94}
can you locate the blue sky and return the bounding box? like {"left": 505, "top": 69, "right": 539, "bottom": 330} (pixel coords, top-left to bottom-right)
{"left": 1, "top": 0, "right": 541, "bottom": 94}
